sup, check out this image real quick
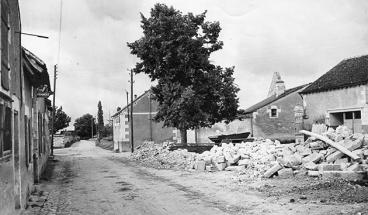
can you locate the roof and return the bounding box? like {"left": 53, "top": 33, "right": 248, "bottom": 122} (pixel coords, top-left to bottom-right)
{"left": 111, "top": 90, "right": 151, "bottom": 117}
{"left": 22, "top": 47, "right": 51, "bottom": 89}
{"left": 301, "top": 55, "right": 368, "bottom": 94}
{"left": 243, "top": 84, "right": 309, "bottom": 114}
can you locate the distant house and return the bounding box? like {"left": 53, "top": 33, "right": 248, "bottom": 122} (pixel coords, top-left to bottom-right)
{"left": 242, "top": 73, "right": 309, "bottom": 141}
{"left": 196, "top": 72, "right": 308, "bottom": 143}
{"left": 300, "top": 55, "right": 368, "bottom": 133}
{"left": 111, "top": 90, "right": 176, "bottom": 152}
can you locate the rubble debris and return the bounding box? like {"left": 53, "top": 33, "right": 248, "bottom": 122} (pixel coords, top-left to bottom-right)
{"left": 300, "top": 130, "right": 360, "bottom": 160}
{"left": 131, "top": 125, "right": 368, "bottom": 181}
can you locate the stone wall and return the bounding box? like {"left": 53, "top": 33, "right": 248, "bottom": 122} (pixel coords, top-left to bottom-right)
{"left": 303, "top": 85, "right": 368, "bottom": 133}
{"left": 252, "top": 91, "right": 303, "bottom": 140}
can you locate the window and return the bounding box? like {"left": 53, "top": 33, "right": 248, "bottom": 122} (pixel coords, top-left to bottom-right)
{"left": 354, "top": 111, "right": 361, "bottom": 119}
{"left": 25, "top": 116, "right": 32, "bottom": 166}
{"left": 115, "top": 116, "right": 120, "bottom": 124}
{"left": 1, "top": 0, "right": 9, "bottom": 90}
{"left": 345, "top": 112, "right": 353, "bottom": 120}
{"left": 270, "top": 107, "right": 278, "bottom": 118}
{"left": 4, "top": 106, "right": 11, "bottom": 151}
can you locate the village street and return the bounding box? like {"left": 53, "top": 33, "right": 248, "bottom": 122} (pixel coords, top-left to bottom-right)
{"left": 22, "top": 140, "right": 367, "bottom": 215}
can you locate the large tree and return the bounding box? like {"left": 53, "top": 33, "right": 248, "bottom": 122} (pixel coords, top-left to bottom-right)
{"left": 74, "top": 114, "right": 96, "bottom": 139}
{"left": 97, "top": 101, "right": 104, "bottom": 140}
{"left": 128, "top": 4, "right": 239, "bottom": 144}
{"left": 52, "top": 106, "right": 71, "bottom": 134}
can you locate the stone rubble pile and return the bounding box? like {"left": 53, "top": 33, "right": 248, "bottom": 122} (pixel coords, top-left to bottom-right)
{"left": 131, "top": 141, "right": 199, "bottom": 169}
{"left": 132, "top": 126, "right": 368, "bottom": 180}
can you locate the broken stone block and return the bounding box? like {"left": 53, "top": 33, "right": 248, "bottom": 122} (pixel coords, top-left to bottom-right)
{"left": 203, "top": 156, "right": 212, "bottom": 165}
{"left": 240, "top": 154, "right": 251, "bottom": 160}
{"left": 334, "top": 158, "right": 348, "bottom": 164}
{"left": 228, "top": 154, "right": 241, "bottom": 165}
{"left": 299, "top": 148, "right": 312, "bottom": 157}
{"left": 215, "top": 156, "right": 226, "bottom": 163}
{"left": 307, "top": 170, "right": 320, "bottom": 177}
{"left": 294, "top": 169, "right": 308, "bottom": 177}
{"left": 283, "top": 154, "right": 302, "bottom": 168}
{"left": 215, "top": 162, "right": 227, "bottom": 171}
{"left": 238, "top": 159, "right": 250, "bottom": 167}
{"left": 352, "top": 149, "right": 364, "bottom": 159}
{"left": 302, "top": 152, "right": 323, "bottom": 164}
{"left": 326, "top": 138, "right": 363, "bottom": 163}
{"left": 278, "top": 168, "right": 294, "bottom": 178}
{"left": 347, "top": 163, "right": 361, "bottom": 172}
{"left": 363, "top": 149, "right": 368, "bottom": 157}
{"left": 309, "top": 141, "right": 325, "bottom": 150}
{"left": 321, "top": 171, "right": 366, "bottom": 181}
{"left": 326, "top": 147, "right": 337, "bottom": 156}
{"left": 263, "top": 162, "right": 283, "bottom": 178}
{"left": 205, "top": 165, "right": 214, "bottom": 171}
{"left": 303, "top": 162, "right": 318, "bottom": 170}
{"left": 318, "top": 164, "right": 342, "bottom": 171}
{"left": 196, "top": 161, "right": 206, "bottom": 171}
{"left": 223, "top": 152, "right": 233, "bottom": 162}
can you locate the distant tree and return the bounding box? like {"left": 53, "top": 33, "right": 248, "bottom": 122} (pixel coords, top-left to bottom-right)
{"left": 102, "top": 123, "right": 113, "bottom": 137}
{"left": 52, "top": 106, "right": 71, "bottom": 134}
{"left": 128, "top": 4, "right": 239, "bottom": 145}
{"left": 74, "top": 114, "right": 96, "bottom": 139}
{"left": 97, "top": 101, "right": 104, "bottom": 140}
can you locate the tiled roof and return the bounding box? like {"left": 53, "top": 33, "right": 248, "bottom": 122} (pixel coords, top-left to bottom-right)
{"left": 22, "top": 47, "right": 50, "bottom": 89}
{"left": 244, "top": 84, "right": 308, "bottom": 114}
{"left": 111, "top": 90, "right": 150, "bottom": 117}
{"left": 301, "top": 55, "right": 368, "bottom": 94}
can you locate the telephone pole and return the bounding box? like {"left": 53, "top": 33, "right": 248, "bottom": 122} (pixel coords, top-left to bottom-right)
{"left": 51, "top": 65, "right": 57, "bottom": 157}
{"left": 129, "top": 70, "right": 134, "bottom": 153}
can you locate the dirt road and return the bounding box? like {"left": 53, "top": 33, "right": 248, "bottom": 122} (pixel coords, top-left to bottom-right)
{"left": 24, "top": 140, "right": 367, "bottom": 215}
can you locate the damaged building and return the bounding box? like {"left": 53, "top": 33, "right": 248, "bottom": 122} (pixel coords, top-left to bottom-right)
{"left": 301, "top": 55, "right": 368, "bottom": 134}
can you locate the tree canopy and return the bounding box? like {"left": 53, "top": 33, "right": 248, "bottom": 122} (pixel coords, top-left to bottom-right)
{"left": 97, "top": 101, "right": 104, "bottom": 140}
{"left": 52, "top": 106, "right": 71, "bottom": 134}
{"left": 74, "top": 114, "right": 96, "bottom": 139}
{"left": 128, "top": 4, "right": 239, "bottom": 143}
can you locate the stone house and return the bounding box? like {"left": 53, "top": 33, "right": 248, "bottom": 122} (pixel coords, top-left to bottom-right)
{"left": 300, "top": 55, "right": 368, "bottom": 134}
{"left": 112, "top": 90, "right": 175, "bottom": 152}
{"left": 196, "top": 73, "right": 308, "bottom": 143}
{"left": 241, "top": 73, "right": 308, "bottom": 142}
{"left": 0, "top": 0, "right": 52, "bottom": 212}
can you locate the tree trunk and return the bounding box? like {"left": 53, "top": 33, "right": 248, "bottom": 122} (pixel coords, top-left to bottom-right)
{"left": 180, "top": 129, "right": 187, "bottom": 146}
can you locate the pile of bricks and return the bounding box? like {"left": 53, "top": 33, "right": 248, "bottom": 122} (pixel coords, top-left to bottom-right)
{"left": 264, "top": 126, "right": 368, "bottom": 181}
{"left": 132, "top": 126, "right": 368, "bottom": 181}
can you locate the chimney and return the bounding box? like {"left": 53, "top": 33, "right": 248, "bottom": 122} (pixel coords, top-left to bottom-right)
{"left": 134, "top": 94, "right": 137, "bottom": 99}
{"left": 275, "top": 80, "right": 285, "bottom": 97}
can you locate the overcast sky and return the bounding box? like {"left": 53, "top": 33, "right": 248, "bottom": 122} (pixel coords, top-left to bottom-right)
{"left": 19, "top": 0, "right": 368, "bottom": 128}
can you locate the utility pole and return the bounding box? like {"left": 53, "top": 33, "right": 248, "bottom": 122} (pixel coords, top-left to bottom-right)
{"left": 149, "top": 92, "right": 152, "bottom": 141}
{"left": 129, "top": 70, "right": 134, "bottom": 153}
{"left": 125, "top": 90, "right": 129, "bottom": 120}
{"left": 51, "top": 65, "right": 57, "bottom": 157}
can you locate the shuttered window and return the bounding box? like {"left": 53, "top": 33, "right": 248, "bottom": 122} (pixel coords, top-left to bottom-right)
{"left": 1, "top": 0, "right": 9, "bottom": 90}
{"left": 3, "top": 106, "right": 11, "bottom": 151}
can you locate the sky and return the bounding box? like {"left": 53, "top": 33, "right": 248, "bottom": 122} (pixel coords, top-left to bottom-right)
{"left": 19, "top": 0, "right": 368, "bottom": 128}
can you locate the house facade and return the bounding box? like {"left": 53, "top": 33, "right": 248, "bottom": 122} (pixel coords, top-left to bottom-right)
{"left": 0, "top": 0, "right": 52, "bottom": 213}
{"left": 195, "top": 73, "right": 308, "bottom": 143}
{"left": 300, "top": 55, "right": 368, "bottom": 134}
{"left": 242, "top": 73, "right": 308, "bottom": 141}
{"left": 112, "top": 91, "right": 175, "bottom": 152}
